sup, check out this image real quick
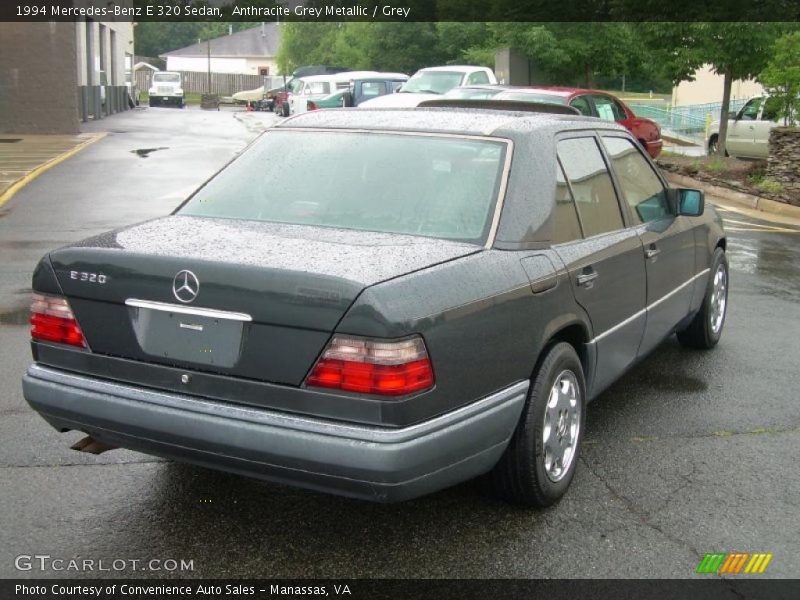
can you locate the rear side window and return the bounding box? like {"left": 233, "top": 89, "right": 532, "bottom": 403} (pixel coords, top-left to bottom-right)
{"left": 553, "top": 160, "right": 583, "bottom": 243}
{"left": 467, "top": 71, "right": 491, "bottom": 85}
{"left": 592, "top": 95, "right": 627, "bottom": 121}
{"left": 602, "top": 136, "right": 669, "bottom": 224}
{"left": 569, "top": 96, "right": 593, "bottom": 117}
{"left": 557, "top": 138, "right": 623, "bottom": 237}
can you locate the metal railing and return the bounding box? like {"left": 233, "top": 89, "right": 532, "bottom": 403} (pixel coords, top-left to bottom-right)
{"left": 628, "top": 99, "right": 750, "bottom": 144}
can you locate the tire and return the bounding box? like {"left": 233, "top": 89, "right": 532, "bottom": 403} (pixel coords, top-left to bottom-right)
{"left": 281, "top": 101, "right": 290, "bottom": 117}
{"left": 148, "top": 99, "right": 157, "bottom": 108}
{"left": 677, "top": 248, "right": 728, "bottom": 349}
{"left": 708, "top": 135, "right": 729, "bottom": 157}
{"left": 488, "top": 342, "right": 586, "bottom": 507}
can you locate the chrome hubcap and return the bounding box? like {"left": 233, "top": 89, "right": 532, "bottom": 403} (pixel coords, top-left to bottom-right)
{"left": 709, "top": 265, "right": 727, "bottom": 334}
{"left": 542, "top": 370, "right": 581, "bottom": 482}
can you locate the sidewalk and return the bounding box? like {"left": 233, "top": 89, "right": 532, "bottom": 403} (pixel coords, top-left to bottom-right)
{"left": 0, "top": 133, "right": 106, "bottom": 207}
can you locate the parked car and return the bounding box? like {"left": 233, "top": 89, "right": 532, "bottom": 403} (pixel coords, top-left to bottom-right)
{"left": 148, "top": 71, "right": 185, "bottom": 108}
{"left": 284, "top": 71, "right": 392, "bottom": 116}
{"left": 493, "top": 87, "right": 663, "bottom": 158}
{"left": 270, "top": 66, "right": 352, "bottom": 116}
{"left": 308, "top": 75, "right": 409, "bottom": 110}
{"left": 706, "top": 95, "right": 784, "bottom": 158}
{"left": 359, "top": 66, "right": 498, "bottom": 108}
{"left": 443, "top": 85, "right": 506, "bottom": 100}
{"left": 22, "top": 104, "right": 727, "bottom": 506}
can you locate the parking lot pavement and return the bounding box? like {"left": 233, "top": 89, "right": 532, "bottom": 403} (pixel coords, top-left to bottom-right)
{"left": 0, "top": 107, "right": 798, "bottom": 579}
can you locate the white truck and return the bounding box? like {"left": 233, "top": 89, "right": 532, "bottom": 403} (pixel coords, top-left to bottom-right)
{"left": 148, "top": 72, "right": 185, "bottom": 108}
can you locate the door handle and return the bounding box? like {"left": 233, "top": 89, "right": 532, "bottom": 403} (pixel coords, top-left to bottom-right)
{"left": 576, "top": 271, "right": 598, "bottom": 287}
{"left": 645, "top": 246, "right": 661, "bottom": 259}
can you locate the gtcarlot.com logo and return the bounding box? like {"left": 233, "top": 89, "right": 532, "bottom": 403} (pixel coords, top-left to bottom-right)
{"left": 15, "top": 554, "right": 194, "bottom": 573}
{"left": 697, "top": 552, "right": 773, "bottom": 575}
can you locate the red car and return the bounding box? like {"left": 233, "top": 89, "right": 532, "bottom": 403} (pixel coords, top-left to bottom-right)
{"left": 494, "top": 87, "right": 663, "bottom": 158}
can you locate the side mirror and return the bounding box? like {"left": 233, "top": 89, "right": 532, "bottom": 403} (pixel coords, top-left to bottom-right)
{"left": 675, "top": 188, "right": 704, "bottom": 217}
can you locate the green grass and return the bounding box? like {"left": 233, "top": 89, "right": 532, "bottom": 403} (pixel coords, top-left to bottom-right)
{"left": 755, "top": 179, "right": 784, "bottom": 195}
{"left": 705, "top": 157, "right": 727, "bottom": 174}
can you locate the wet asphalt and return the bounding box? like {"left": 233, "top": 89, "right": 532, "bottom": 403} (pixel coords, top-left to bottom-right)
{"left": 0, "top": 106, "right": 798, "bottom": 580}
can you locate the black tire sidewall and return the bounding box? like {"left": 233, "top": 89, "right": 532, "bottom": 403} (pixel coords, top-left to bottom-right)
{"left": 703, "top": 248, "right": 729, "bottom": 346}
{"left": 523, "top": 342, "right": 587, "bottom": 504}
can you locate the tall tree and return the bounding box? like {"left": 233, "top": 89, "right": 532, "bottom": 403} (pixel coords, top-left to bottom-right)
{"left": 646, "top": 23, "right": 791, "bottom": 156}
{"left": 759, "top": 31, "right": 800, "bottom": 126}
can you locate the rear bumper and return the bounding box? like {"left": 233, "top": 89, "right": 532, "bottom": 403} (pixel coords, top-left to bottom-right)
{"left": 22, "top": 364, "right": 528, "bottom": 502}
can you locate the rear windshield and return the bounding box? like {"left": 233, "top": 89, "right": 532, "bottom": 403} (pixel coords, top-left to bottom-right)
{"left": 179, "top": 130, "right": 507, "bottom": 245}
{"left": 401, "top": 71, "right": 465, "bottom": 94}
{"left": 153, "top": 73, "right": 180, "bottom": 83}
{"left": 496, "top": 92, "right": 567, "bottom": 104}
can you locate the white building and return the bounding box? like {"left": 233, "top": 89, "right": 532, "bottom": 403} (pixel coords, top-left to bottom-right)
{"left": 672, "top": 64, "right": 765, "bottom": 107}
{"left": 161, "top": 24, "right": 281, "bottom": 76}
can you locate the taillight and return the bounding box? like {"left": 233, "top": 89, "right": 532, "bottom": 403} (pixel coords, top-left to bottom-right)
{"left": 306, "top": 335, "right": 434, "bottom": 396}
{"left": 30, "top": 293, "right": 87, "bottom": 348}
{"left": 307, "top": 101, "right": 319, "bottom": 111}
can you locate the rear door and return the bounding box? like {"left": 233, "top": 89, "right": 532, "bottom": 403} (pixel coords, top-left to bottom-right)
{"left": 600, "top": 135, "right": 695, "bottom": 356}
{"left": 554, "top": 135, "right": 647, "bottom": 396}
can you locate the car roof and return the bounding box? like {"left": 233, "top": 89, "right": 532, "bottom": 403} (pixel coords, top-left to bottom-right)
{"left": 278, "top": 106, "right": 627, "bottom": 138}
{"left": 416, "top": 65, "right": 491, "bottom": 73}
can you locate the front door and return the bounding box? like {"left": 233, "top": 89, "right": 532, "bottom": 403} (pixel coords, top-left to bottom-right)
{"left": 600, "top": 135, "right": 695, "bottom": 356}
{"left": 554, "top": 136, "right": 647, "bottom": 396}
{"left": 726, "top": 97, "right": 762, "bottom": 157}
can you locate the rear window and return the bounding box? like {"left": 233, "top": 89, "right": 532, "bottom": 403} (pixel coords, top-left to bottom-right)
{"left": 179, "top": 131, "right": 508, "bottom": 245}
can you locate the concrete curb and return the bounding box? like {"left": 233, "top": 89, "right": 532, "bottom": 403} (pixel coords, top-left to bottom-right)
{"left": 0, "top": 132, "right": 107, "bottom": 208}
{"left": 665, "top": 172, "right": 800, "bottom": 219}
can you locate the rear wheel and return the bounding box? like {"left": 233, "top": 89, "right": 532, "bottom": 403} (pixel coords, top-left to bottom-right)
{"left": 488, "top": 342, "right": 586, "bottom": 507}
{"left": 677, "top": 248, "right": 728, "bottom": 349}
{"left": 708, "top": 135, "right": 729, "bottom": 157}
{"left": 281, "top": 101, "right": 290, "bottom": 117}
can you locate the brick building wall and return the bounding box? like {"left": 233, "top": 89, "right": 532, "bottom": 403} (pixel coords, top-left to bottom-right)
{"left": 0, "top": 22, "right": 79, "bottom": 134}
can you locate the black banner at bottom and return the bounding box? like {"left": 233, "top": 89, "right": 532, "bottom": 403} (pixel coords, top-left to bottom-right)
{"left": 4, "top": 579, "right": 800, "bottom": 600}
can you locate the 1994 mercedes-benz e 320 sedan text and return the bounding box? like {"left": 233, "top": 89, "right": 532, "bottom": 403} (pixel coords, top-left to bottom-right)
{"left": 22, "top": 105, "right": 727, "bottom": 506}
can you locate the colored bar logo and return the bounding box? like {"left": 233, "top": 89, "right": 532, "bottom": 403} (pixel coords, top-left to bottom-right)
{"left": 697, "top": 553, "right": 773, "bottom": 574}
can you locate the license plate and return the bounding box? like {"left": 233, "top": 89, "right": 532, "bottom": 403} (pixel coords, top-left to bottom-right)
{"left": 128, "top": 304, "right": 246, "bottom": 368}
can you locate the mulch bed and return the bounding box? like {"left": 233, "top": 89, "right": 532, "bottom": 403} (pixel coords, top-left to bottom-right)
{"left": 656, "top": 154, "right": 800, "bottom": 207}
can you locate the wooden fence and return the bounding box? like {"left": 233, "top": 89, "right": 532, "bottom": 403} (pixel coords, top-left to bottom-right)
{"left": 135, "top": 70, "right": 266, "bottom": 96}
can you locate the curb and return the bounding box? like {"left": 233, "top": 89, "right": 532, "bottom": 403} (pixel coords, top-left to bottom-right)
{"left": 0, "top": 132, "right": 108, "bottom": 208}
{"left": 664, "top": 172, "right": 800, "bottom": 220}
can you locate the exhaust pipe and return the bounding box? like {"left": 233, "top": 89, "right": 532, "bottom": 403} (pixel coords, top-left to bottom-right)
{"left": 70, "top": 435, "right": 117, "bottom": 455}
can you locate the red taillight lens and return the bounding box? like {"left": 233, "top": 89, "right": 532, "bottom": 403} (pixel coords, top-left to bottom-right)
{"left": 307, "top": 101, "right": 319, "bottom": 111}
{"left": 30, "top": 293, "right": 87, "bottom": 348}
{"left": 306, "top": 335, "right": 434, "bottom": 396}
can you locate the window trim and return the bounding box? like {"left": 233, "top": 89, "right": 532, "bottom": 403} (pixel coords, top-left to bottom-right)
{"left": 554, "top": 130, "right": 630, "bottom": 240}
{"left": 553, "top": 155, "right": 586, "bottom": 243}
{"left": 598, "top": 133, "right": 673, "bottom": 227}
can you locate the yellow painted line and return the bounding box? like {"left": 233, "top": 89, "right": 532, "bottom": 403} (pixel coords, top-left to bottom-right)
{"left": 0, "top": 132, "right": 107, "bottom": 209}
{"left": 758, "top": 553, "right": 773, "bottom": 573}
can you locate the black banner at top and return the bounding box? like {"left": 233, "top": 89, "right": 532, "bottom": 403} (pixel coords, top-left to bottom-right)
{"left": 2, "top": 0, "right": 800, "bottom": 22}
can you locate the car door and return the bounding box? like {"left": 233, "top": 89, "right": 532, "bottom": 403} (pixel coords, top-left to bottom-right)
{"left": 726, "top": 97, "right": 762, "bottom": 157}
{"left": 553, "top": 135, "right": 647, "bottom": 396}
{"left": 601, "top": 135, "right": 696, "bottom": 356}
{"left": 751, "top": 96, "right": 780, "bottom": 159}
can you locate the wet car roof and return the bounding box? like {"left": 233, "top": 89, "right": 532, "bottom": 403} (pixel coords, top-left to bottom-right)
{"left": 278, "top": 107, "right": 627, "bottom": 138}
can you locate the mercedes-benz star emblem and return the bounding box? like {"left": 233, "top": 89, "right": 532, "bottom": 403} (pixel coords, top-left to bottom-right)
{"left": 172, "top": 270, "right": 199, "bottom": 303}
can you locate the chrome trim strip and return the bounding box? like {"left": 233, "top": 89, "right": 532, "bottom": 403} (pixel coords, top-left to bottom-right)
{"left": 125, "top": 299, "right": 252, "bottom": 322}
{"left": 27, "top": 364, "right": 528, "bottom": 445}
{"left": 649, "top": 268, "right": 710, "bottom": 311}
{"left": 589, "top": 268, "right": 710, "bottom": 344}
{"left": 592, "top": 307, "right": 647, "bottom": 344}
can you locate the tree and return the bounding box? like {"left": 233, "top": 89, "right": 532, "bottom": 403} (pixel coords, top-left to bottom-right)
{"left": 645, "top": 23, "right": 790, "bottom": 156}
{"left": 759, "top": 31, "right": 800, "bottom": 126}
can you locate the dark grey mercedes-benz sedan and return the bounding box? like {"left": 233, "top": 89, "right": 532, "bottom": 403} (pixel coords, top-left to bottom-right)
{"left": 22, "top": 106, "right": 727, "bottom": 506}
